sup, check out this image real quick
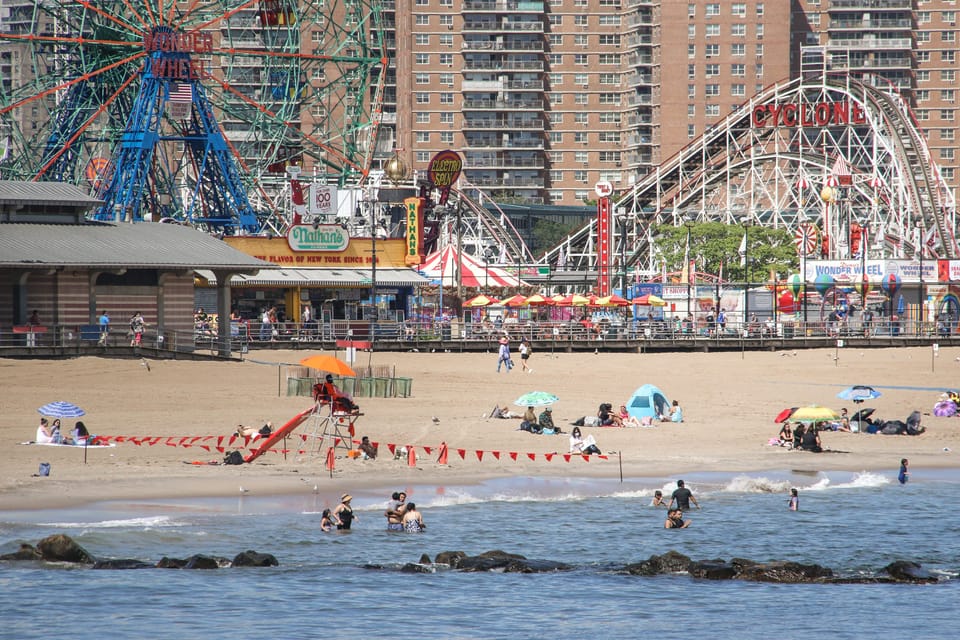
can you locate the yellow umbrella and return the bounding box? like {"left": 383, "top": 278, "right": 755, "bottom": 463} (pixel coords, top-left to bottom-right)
{"left": 464, "top": 294, "right": 499, "bottom": 308}
{"left": 595, "top": 294, "right": 630, "bottom": 307}
{"left": 558, "top": 294, "right": 591, "bottom": 306}
{"left": 523, "top": 294, "right": 554, "bottom": 306}
{"left": 791, "top": 405, "right": 839, "bottom": 423}
{"left": 500, "top": 294, "right": 528, "bottom": 307}
{"left": 635, "top": 294, "right": 666, "bottom": 307}
{"left": 299, "top": 354, "right": 357, "bottom": 377}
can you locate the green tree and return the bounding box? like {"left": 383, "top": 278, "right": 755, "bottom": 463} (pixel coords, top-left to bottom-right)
{"left": 653, "top": 222, "right": 798, "bottom": 282}
{"left": 532, "top": 218, "right": 580, "bottom": 256}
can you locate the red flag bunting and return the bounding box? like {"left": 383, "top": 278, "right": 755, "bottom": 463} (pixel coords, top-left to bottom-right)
{"left": 581, "top": 454, "right": 590, "bottom": 462}
{"left": 387, "top": 443, "right": 397, "bottom": 455}
{"left": 458, "top": 448, "right": 466, "bottom": 459}
{"left": 544, "top": 453, "right": 554, "bottom": 461}
{"left": 526, "top": 453, "right": 536, "bottom": 461}
{"left": 509, "top": 452, "right": 518, "bottom": 461}
{"left": 563, "top": 454, "right": 571, "bottom": 462}
{"left": 491, "top": 451, "right": 500, "bottom": 460}
{"left": 423, "top": 446, "right": 433, "bottom": 455}
{"left": 475, "top": 450, "right": 484, "bottom": 461}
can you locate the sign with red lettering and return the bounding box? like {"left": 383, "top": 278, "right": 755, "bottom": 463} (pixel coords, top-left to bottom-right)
{"left": 404, "top": 197, "right": 424, "bottom": 266}
{"left": 597, "top": 197, "right": 612, "bottom": 296}
{"left": 427, "top": 150, "right": 462, "bottom": 205}
{"left": 751, "top": 101, "right": 866, "bottom": 128}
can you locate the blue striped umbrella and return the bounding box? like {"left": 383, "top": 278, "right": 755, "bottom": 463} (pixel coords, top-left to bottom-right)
{"left": 37, "top": 401, "right": 86, "bottom": 418}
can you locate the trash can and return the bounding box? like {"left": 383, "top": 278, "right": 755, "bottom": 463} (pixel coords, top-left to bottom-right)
{"left": 782, "top": 323, "right": 795, "bottom": 339}
{"left": 340, "top": 377, "right": 356, "bottom": 396}
{"left": 299, "top": 378, "right": 314, "bottom": 397}
{"left": 355, "top": 377, "right": 374, "bottom": 398}
{"left": 373, "top": 377, "right": 393, "bottom": 397}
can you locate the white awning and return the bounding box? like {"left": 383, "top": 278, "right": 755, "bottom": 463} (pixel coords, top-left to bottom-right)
{"left": 195, "top": 267, "right": 430, "bottom": 287}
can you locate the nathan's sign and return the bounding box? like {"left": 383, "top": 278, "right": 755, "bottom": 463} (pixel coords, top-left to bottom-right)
{"left": 752, "top": 101, "right": 867, "bottom": 128}
{"left": 427, "top": 149, "right": 463, "bottom": 205}
{"left": 287, "top": 224, "right": 349, "bottom": 252}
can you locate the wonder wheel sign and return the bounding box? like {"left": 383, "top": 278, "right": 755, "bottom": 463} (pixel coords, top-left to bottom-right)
{"left": 794, "top": 223, "right": 819, "bottom": 256}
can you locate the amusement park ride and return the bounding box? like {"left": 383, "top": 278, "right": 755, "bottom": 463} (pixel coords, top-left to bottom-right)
{"left": 0, "top": 5, "right": 956, "bottom": 281}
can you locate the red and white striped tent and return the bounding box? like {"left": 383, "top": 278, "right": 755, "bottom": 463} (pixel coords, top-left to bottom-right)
{"left": 418, "top": 246, "right": 525, "bottom": 288}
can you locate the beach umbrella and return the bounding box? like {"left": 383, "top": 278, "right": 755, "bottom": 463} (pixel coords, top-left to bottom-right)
{"left": 464, "top": 294, "right": 499, "bottom": 308}
{"left": 595, "top": 294, "right": 630, "bottom": 307}
{"left": 299, "top": 354, "right": 357, "bottom": 377}
{"left": 837, "top": 385, "right": 882, "bottom": 404}
{"left": 852, "top": 407, "right": 876, "bottom": 422}
{"left": 934, "top": 401, "right": 956, "bottom": 417}
{"left": 791, "top": 405, "right": 839, "bottom": 423}
{"left": 634, "top": 294, "right": 666, "bottom": 307}
{"left": 774, "top": 407, "right": 798, "bottom": 423}
{"left": 513, "top": 391, "right": 559, "bottom": 407}
{"left": 37, "top": 401, "right": 86, "bottom": 418}
{"left": 550, "top": 294, "right": 567, "bottom": 304}
{"left": 557, "top": 294, "right": 591, "bottom": 306}
{"left": 500, "top": 294, "right": 527, "bottom": 307}
{"left": 523, "top": 293, "right": 555, "bottom": 306}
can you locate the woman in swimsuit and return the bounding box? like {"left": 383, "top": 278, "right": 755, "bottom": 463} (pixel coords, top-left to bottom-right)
{"left": 402, "top": 503, "right": 425, "bottom": 532}
{"left": 333, "top": 494, "right": 356, "bottom": 530}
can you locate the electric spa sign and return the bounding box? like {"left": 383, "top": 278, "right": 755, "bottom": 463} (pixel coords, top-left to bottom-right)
{"left": 287, "top": 224, "right": 349, "bottom": 252}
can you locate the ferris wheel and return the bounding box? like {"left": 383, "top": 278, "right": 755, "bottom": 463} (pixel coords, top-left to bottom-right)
{"left": 0, "top": 0, "right": 387, "bottom": 233}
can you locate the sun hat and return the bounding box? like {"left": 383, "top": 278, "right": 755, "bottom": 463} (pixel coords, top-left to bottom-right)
{"left": 341, "top": 493, "right": 352, "bottom": 502}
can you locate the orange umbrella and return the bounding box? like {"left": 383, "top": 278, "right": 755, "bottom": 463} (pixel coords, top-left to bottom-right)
{"left": 524, "top": 293, "right": 554, "bottom": 306}
{"left": 634, "top": 294, "right": 666, "bottom": 307}
{"left": 550, "top": 294, "right": 567, "bottom": 304}
{"left": 557, "top": 294, "right": 591, "bottom": 306}
{"left": 299, "top": 354, "right": 357, "bottom": 377}
{"left": 464, "top": 294, "right": 499, "bottom": 307}
{"left": 500, "top": 294, "right": 527, "bottom": 307}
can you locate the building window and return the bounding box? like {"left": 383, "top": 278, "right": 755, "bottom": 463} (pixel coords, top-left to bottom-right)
{"left": 439, "top": 15, "right": 452, "bottom": 26}
{"left": 599, "top": 73, "right": 619, "bottom": 85}
{"left": 415, "top": 73, "right": 429, "bottom": 85}
{"left": 943, "top": 70, "right": 957, "bottom": 82}
{"left": 549, "top": 34, "right": 562, "bottom": 46}
{"left": 688, "top": 44, "right": 696, "bottom": 57}
{"left": 599, "top": 93, "right": 620, "bottom": 105}
{"left": 917, "top": 90, "right": 931, "bottom": 101}
{"left": 688, "top": 3, "right": 695, "bottom": 18}
{"left": 917, "top": 70, "right": 931, "bottom": 82}
{"left": 574, "top": 54, "right": 588, "bottom": 65}
{"left": 756, "top": 44, "right": 764, "bottom": 57}
{"left": 416, "top": 151, "right": 430, "bottom": 163}
{"left": 574, "top": 15, "right": 587, "bottom": 26}
{"left": 549, "top": 54, "right": 563, "bottom": 65}
{"left": 440, "top": 131, "right": 454, "bottom": 144}
{"left": 706, "top": 24, "right": 720, "bottom": 37}
{"left": 706, "top": 44, "right": 719, "bottom": 57}
{"left": 600, "top": 14, "right": 621, "bottom": 26}
{"left": 549, "top": 170, "right": 563, "bottom": 182}
{"left": 756, "top": 24, "right": 764, "bottom": 37}
{"left": 439, "top": 34, "right": 453, "bottom": 46}
{"left": 688, "top": 104, "right": 696, "bottom": 117}
{"left": 732, "top": 3, "right": 746, "bottom": 17}
{"left": 599, "top": 34, "right": 620, "bottom": 46}
{"left": 575, "top": 73, "right": 589, "bottom": 85}
{"left": 756, "top": 63, "right": 764, "bottom": 77}
{"left": 439, "top": 73, "right": 454, "bottom": 85}
{"left": 599, "top": 54, "right": 620, "bottom": 64}
{"left": 941, "top": 148, "right": 956, "bottom": 161}
{"left": 731, "top": 43, "right": 745, "bottom": 56}
{"left": 599, "top": 112, "right": 620, "bottom": 124}
{"left": 547, "top": 112, "right": 562, "bottom": 125}
{"left": 575, "top": 34, "right": 588, "bottom": 46}
{"left": 440, "top": 93, "right": 454, "bottom": 105}
{"left": 705, "top": 84, "right": 720, "bottom": 97}
{"left": 575, "top": 93, "right": 589, "bottom": 105}
{"left": 731, "top": 84, "right": 746, "bottom": 97}
{"left": 416, "top": 132, "right": 430, "bottom": 143}
{"left": 575, "top": 151, "right": 589, "bottom": 163}
{"left": 918, "top": 11, "right": 932, "bottom": 23}
{"left": 944, "top": 31, "right": 957, "bottom": 43}
{"left": 688, "top": 124, "right": 696, "bottom": 138}
{"left": 945, "top": 11, "right": 957, "bottom": 22}
{"left": 942, "top": 90, "right": 955, "bottom": 102}
{"left": 415, "top": 34, "right": 429, "bottom": 46}
{"left": 415, "top": 92, "right": 429, "bottom": 104}
{"left": 415, "top": 15, "right": 429, "bottom": 25}
{"left": 688, "top": 24, "right": 696, "bottom": 38}
{"left": 942, "top": 109, "right": 955, "bottom": 121}
{"left": 439, "top": 53, "right": 453, "bottom": 65}
{"left": 575, "top": 191, "right": 589, "bottom": 201}
{"left": 731, "top": 24, "right": 746, "bottom": 37}
{"left": 549, "top": 73, "right": 562, "bottom": 86}
{"left": 549, "top": 191, "right": 563, "bottom": 203}
{"left": 575, "top": 112, "right": 588, "bottom": 124}
{"left": 549, "top": 15, "right": 563, "bottom": 26}
{"left": 550, "top": 131, "right": 563, "bottom": 143}
{"left": 706, "top": 3, "right": 720, "bottom": 17}
{"left": 916, "top": 109, "right": 930, "bottom": 121}
{"left": 688, "top": 64, "right": 696, "bottom": 78}
{"left": 575, "top": 170, "right": 588, "bottom": 182}
{"left": 917, "top": 51, "right": 931, "bottom": 62}
{"left": 415, "top": 112, "right": 429, "bottom": 124}
{"left": 549, "top": 93, "right": 563, "bottom": 105}
{"left": 415, "top": 53, "right": 429, "bottom": 65}
{"left": 944, "top": 51, "right": 956, "bottom": 63}
{"left": 706, "top": 64, "right": 720, "bottom": 77}
{"left": 688, "top": 84, "right": 696, "bottom": 98}
{"left": 706, "top": 104, "right": 720, "bottom": 117}
{"left": 549, "top": 151, "right": 562, "bottom": 163}
{"left": 575, "top": 132, "right": 588, "bottom": 144}
{"left": 916, "top": 32, "right": 931, "bottom": 43}
{"left": 439, "top": 112, "right": 453, "bottom": 124}
{"left": 942, "top": 168, "right": 955, "bottom": 181}
{"left": 731, "top": 63, "right": 746, "bottom": 77}
{"left": 943, "top": 129, "right": 956, "bottom": 142}
{"left": 757, "top": 3, "right": 764, "bottom": 16}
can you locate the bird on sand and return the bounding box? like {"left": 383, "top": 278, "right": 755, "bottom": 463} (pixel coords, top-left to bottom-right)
{"left": 140, "top": 358, "right": 151, "bottom": 372}
{"left": 432, "top": 416, "right": 440, "bottom": 424}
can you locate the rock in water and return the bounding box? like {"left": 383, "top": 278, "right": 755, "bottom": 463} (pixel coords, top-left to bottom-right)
{"left": 231, "top": 550, "right": 279, "bottom": 567}
{"left": 37, "top": 534, "right": 96, "bottom": 564}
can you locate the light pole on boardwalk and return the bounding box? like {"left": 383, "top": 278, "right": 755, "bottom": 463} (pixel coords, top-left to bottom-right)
{"left": 684, "top": 218, "right": 695, "bottom": 318}
{"left": 741, "top": 217, "right": 752, "bottom": 336}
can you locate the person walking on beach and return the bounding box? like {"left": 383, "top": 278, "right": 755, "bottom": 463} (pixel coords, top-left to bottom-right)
{"left": 898, "top": 458, "right": 909, "bottom": 485}
{"left": 668, "top": 479, "right": 700, "bottom": 511}
{"left": 496, "top": 335, "right": 512, "bottom": 373}
{"left": 788, "top": 488, "right": 799, "bottom": 511}
{"left": 518, "top": 337, "right": 533, "bottom": 373}
{"left": 97, "top": 310, "right": 110, "bottom": 345}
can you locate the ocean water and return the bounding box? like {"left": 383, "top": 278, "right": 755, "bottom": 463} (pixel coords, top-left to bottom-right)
{"left": 2, "top": 469, "right": 958, "bottom": 640}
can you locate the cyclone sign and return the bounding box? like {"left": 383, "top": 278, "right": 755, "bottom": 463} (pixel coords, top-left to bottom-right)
{"left": 427, "top": 150, "right": 463, "bottom": 205}
{"left": 794, "top": 223, "right": 819, "bottom": 256}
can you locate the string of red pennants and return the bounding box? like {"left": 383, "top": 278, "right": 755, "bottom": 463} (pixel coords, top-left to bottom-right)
{"left": 89, "top": 434, "right": 610, "bottom": 463}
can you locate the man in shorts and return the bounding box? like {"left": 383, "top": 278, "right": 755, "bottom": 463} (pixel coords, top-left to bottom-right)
{"left": 385, "top": 491, "right": 407, "bottom": 531}
{"left": 668, "top": 479, "right": 700, "bottom": 511}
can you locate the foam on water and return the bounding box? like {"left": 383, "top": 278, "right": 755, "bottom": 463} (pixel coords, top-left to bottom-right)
{"left": 37, "top": 515, "right": 177, "bottom": 530}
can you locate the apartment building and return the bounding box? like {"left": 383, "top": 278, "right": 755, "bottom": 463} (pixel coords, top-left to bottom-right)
{"left": 794, "top": 0, "right": 959, "bottom": 190}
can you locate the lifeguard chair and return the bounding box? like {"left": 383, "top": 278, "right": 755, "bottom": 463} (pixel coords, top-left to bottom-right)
{"left": 305, "top": 380, "right": 361, "bottom": 453}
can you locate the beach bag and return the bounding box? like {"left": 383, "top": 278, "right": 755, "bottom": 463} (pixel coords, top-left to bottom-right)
{"left": 584, "top": 416, "right": 601, "bottom": 427}
{"left": 223, "top": 450, "right": 245, "bottom": 465}
{"left": 38, "top": 462, "right": 51, "bottom": 476}
{"left": 258, "top": 424, "right": 273, "bottom": 437}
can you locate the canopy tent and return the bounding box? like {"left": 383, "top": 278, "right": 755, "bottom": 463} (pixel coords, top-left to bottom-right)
{"left": 418, "top": 246, "right": 525, "bottom": 288}
{"left": 625, "top": 384, "right": 670, "bottom": 421}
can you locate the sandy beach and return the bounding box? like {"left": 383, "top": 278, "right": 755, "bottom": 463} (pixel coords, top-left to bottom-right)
{"left": 2, "top": 345, "right": 958, "bottom": 511}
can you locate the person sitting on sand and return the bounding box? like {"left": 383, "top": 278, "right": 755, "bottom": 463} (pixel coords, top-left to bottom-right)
{"left": 618, "top": 404, "right": 642, "bottom": 428}
{"left": 359, "top": 436, "right": 377, "bottom": 460}
{"left": 36, "top": 418, "right": 54, "bottom": 444}
{"left": 521, "top": 406, "right": 541, "bottom": 433}
{"left": 662, "top": 400, "right": 683, "bottom": 423}
{"left": 800, "top": 426, "right": 823, "bottom": 452}
{"left": 73, "top": 421, "right": 90, "bottom": 445}
{"left": 792, "top": 422, "right": 805, "bottom": 450}
{"left": 539, "top": 407, "right": 559, "bottom": 434}
{"left": 491, "top": 403, "right": 522, "bottom": 419}
{"left": 569, "top": 427, "right": 601, "bottom": 454}
{"left": 778, "top": 423, "right": 794, "bottom": 447}
{"left": 665, "top": 509, "right": 690, "bottom": 529}
{"left": 598, "top": 403, "right": 623, "bottom": 427}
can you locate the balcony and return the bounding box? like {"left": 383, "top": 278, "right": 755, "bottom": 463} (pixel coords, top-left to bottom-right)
{"left": 463, "top": 98, "right": 545, "bottom": 110}
{"left": 626, "top": 92, "right": 654, "bottom": 107}
{"left": 829, "top": 0, "right": 911, "bottom": 9}
{"left": 467, "top": 175, "right": 545, "bottom": 188}
{"left": 464, "top": 20, "right": 544, "bottom": 32}
{"left": 465, "top": 156, "right": 546, "bottom": 169}
{"left": 462, "top": 79, "right": 504, "bottom": 90}
{"left": 462, "top": 117, "right": 545, "bottom": 130}
{"left": 504, "top": 79, "right": 544, "bottom": 90}
{"left": 462, "top": 40, "right": 545, "bottom": 52}
{"left": 827, "top": 37, "right": 913, "bottom": 50}
{"left": 626, "top": 72, "right": 653, "bottom": 87}
{"left": 464, "top": 59, "right": 544, "bottom": 71}
{"left": 829, "top": 18, "right": 913, "bottom": 30}
{"left": 463, "top": 0, "right": 544, "bottom": 12}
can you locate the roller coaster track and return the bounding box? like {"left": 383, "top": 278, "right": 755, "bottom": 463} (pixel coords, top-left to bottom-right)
{"left": 542, "top": 74, "right": 958, "bottom": 277}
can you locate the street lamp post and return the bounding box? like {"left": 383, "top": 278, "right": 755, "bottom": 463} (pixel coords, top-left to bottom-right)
{"left": 742, "top": 218, "right": 752, "bottom": 336}
{"left": 683, "top": 219, "right": 695, "bottom": 319}
{"left": 917, "top": 220, "right": 924, "bottom": 335}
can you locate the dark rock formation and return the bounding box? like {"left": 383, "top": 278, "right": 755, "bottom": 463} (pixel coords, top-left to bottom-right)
{"left": 687, "top": 559, "right": 737, "bottom": 580}
{"left": 92, "top": 559, "right": 156, "bottom": 570}
{"left": 731, "top": 559, "right": 833, "bottom": 583}
{"left": 156, "top": 557, "right": 189, "bottom": 568}
{"left": 183, "top": 554, "right": 229, "bottom": 569}
{"left": 232, "top": 550, "right": 279, "bottom": 567}
{"left": 0, "top": 543, "right": 43, "bottom": 561}
{"left": 400, "top": 563, "right": 435, "bottom": 573}
{"left": 502, "top": 558, "right": 572, "bottom": 573}
{"left": 883, "top": 560, "right": 937, "bottom": 583}
{"left": 36, "top": 534, "right": 95, "bottom": 564}
{"left": 418, "top": 553, "right": 432, "bottom": 565}
{"left": 434, "top": 551, "right": 466, "bottom": 567}
{"left": 624, "top": 550, "right": 692, "bottom": 576}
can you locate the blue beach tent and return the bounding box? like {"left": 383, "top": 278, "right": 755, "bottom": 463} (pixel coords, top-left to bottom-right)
{"left": 626, "top": 384, "right": 670, "bottom": 421}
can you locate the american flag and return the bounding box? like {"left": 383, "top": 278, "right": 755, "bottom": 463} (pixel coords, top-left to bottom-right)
{"left": 168, "top": 83, "right": 193, "bottom": 103}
